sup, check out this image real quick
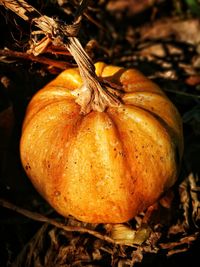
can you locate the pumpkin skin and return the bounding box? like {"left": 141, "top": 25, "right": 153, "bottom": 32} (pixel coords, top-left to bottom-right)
{"left": 20, "top": 62, "right": 183, "bottom": 223}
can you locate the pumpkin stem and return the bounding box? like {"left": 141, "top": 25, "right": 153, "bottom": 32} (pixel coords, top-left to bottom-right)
{"left": 67, "top": 37, "right": 121, "bottom": 114}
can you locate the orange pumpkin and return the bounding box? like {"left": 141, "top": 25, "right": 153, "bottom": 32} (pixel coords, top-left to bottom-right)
{"left": 20, "top": 62, "right": 183, "bottom": 223}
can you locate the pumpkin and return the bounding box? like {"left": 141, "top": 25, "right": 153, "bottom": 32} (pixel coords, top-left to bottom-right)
{"left": 20, "top": 61, "right": 183, "bottom": 223}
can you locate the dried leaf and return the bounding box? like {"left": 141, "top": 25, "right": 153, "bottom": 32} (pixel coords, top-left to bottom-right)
{"left": 140, "top": 18, "right": 200, "bottom": 46}
{"left": 111, "top": 224, "right": 151, "bottom": 246}
{"left": 107, "top": 0, "right": 155, "bottom": 15}
{"left": 188, "top": 173, "right": 200, "bottom": 227}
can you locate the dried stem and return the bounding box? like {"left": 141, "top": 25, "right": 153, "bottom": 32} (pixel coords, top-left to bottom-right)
{"left": 0, "top": 48, "right": 73, "bottom": 69}
{"left": 67, "top": 37, "right": 121, "bottom": 114}
{"left": 0, "top": 0, "right": 40, "bottom": 21}
{"left": 0, "top": 198, "right": 115, "bottom": 244}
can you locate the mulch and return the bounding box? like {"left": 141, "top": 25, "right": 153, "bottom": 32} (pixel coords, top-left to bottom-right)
{"left": 0, "top": 1, "right": 199, "bottom": 266}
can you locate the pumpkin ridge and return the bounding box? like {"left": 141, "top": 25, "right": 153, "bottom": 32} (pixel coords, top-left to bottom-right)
{"left": 46, "top": 113, "right": 84, "bottom": 211}
{"left": 110, "top": 104, "right": 173, "bottom": 146}
{"left": 120, "top": 102, "right": 181, "bottom": 159}
{"left": 22, "top": 99, "right": 79, "bottom": 131}
{"left": 32, "top": 86, "right": 75, "bottom": 99}
{"left": 122, "top": 91, "right": 182, "bottom": 134}
{"left": 123, "top": 91, "right": 164, "bottom": 99}
{"left": 20, "top": 100, "right": 82, "bottom": 196}
{"left": 142, "top": 109, "right": 182, "bottom": 159}
{"left": 108, "top": 105, "right": 178, "bottom": 188}
{"left": 47, "top": 68, "right": 83, "bottom": 90}
{"left": 106, "top": 109, "right": 136, "bottom": 187}
{"left": 123, "top": 92, "right": 183, "bottom": 160}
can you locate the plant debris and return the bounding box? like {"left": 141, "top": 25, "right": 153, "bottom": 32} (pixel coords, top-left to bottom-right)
{"left": 0, "top": 0, "right": 200, "bottom": 266}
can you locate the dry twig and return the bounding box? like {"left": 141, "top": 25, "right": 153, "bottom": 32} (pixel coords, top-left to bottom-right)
{"left": 0, "top": 198, "right": 115, "bottom": 244}
{"left": 0, "top": 48, "right": 73, "bottom": 69}
{"left": 0, "top": 0, "right": 40, "bottom": 21}
{"left": 159, "top": 232, "right": 199, "bottom": 256}
{"left": 0, "top": 0, "right": 87, "bottom": 55}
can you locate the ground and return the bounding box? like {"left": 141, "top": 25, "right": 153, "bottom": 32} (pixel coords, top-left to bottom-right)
{"left": 0, "top": 1, "right": 200, "bottom": 266}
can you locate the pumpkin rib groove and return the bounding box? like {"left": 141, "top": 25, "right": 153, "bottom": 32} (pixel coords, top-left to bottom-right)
{"left": 22, "top": 98, "right": 80, "bottom": 131}
{"left": 104, "top": 110, "right": 138, "bottom": 210}
{"left": 123, "top": 91, "right": 182, "bottom": 134}
{"left": 109, "top": 105, "right": 173, "bottom": 149}
{"left": 105, "top": 110, "right": 136, "bottom": 188}
{"left": 142, "top": 108, "right": 181, "bottom": 161}
{"left": 108, "top": 105, "right": 178, "bottom": 187}
{"left": 119, "top": 102, "right": 181, "bottom": 160}
{"left": 106, "top": 110, "right": 168, "bottom": 214}
{"left": 122, "top": 92, "right": 183, "bottom": 158}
